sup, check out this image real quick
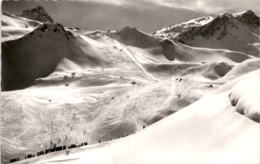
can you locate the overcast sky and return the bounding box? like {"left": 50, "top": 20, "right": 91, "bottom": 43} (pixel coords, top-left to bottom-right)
{"left": 2, "top": 0, "right": 260, "bottom": 32}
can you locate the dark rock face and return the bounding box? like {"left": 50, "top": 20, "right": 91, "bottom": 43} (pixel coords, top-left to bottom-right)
{"left": 175, "top": 13, "right": 238, "bottom": 41}
{"left": 203, "top": 62, "right": 233, "bottom": 80}
{"left": 213, "top": 62, "right": 233, "bottom": 77}
{"left": 236, "top": 10, "right": 260, "bottom": 29}
{"left": 160, "top": 39, "right": 175, "bottom": 61}
{"left": 199, "top": 14, "right": 235, "bottom": 39}
{"left": 1, "top": 23, "right": 73, "bottom": 91}
{"left": 20, "top": 6, "right": 54, "bottom": 23}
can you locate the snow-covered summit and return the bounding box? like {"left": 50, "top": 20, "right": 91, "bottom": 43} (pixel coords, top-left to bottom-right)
{"left": 154, "top": 16, "right": 214, "bottom": 38}
{"left": 155, "top": 10, "right": 260, "bottom": 56}
{"left": 155, "top": 10, "right": 259, "bottom": 39}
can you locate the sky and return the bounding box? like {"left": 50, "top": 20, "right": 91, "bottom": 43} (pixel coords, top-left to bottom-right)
{"left": 2, "top": 0, "right": 260, "bottom": 32}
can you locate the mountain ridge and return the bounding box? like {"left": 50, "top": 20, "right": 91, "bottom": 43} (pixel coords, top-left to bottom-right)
{"left": 155, "top": 10, "right": 260, "bottom": 56}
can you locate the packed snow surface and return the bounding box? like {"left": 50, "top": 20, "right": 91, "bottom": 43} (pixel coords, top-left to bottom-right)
{"left": 16, "top": 70, "right": 260, "bottom": 164}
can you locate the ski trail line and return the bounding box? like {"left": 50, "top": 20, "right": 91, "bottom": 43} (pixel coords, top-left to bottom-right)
{"left": 114, "top": 41, "right": 158, "bottom": 81}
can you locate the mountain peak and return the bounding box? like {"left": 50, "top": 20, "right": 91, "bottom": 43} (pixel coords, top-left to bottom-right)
{"left": 24, "top": 23, "right": 74, "bottom": 41}
{"left": 1, "top": 22, "right": 74, "bottom": 91}
{"left": 238, "top": 10, "right": 257, "bottom": 17}
{"left": 20, "top": 5, "right": 54, "bottom": 23}
{"left": 117, "top": 26, "right": 139, "bottom": 33}
{"left": 234, "top": 10, "right": 260, "bottom": 28}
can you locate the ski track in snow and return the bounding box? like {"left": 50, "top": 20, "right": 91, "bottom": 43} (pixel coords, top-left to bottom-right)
{"left": 113, "top": 40, "right": 159, "bottom": 81}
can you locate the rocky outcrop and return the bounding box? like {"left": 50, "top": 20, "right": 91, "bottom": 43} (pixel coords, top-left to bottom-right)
{"left": 159, "top": 39, "right": 176, "bottom": 61}
{"left": 235, "top": 10, "right": 260, "bottom": 30}
{"left": 174, "top": 13, "right": 239, "bottom": 41}
{"left": 20, "top": 6, "right": 54, "bottom": 23}
{"left": 203, "top": 62, "right": 233, "bottom": 80}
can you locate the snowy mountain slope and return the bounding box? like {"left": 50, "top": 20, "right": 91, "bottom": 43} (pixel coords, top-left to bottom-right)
{"left": 228, "top": 71, "right": 260, "bottom": 122}
{"left": 111, "top": 26, "right": 160, "bottom": 48}
{"left": 1, "top": 12, "right": 41, "bottom": 42}
{"left": 118, "top": 38, "right": 251, "bottom": 80}
{"left": 158, "top": 39, "right": 252, "bottom": 63}
{"left": 2, "top": 23, "right": 128, "bottom": 91}
{"left": 1, "top": 8, "right": 260, "bottom": 164}
{"left": 18, "top": 70, "right": 260, "bottom": 164}
{"left": 155, "top": 10, "right": 260, "bottom": 56}
{"left": 0, "top": 15, "right": 224, "bottom": 164}
{"left": 107, "top": 26, "right": 252, "bottom": 72}
{"left": 1, "top": 64, "right": 211, "bottom": 163}
{"left": 219, "top": 58, "right": 260, "bottom": 81}
{"left": 2, "top": 23, "right": 76, "bottom": 91}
